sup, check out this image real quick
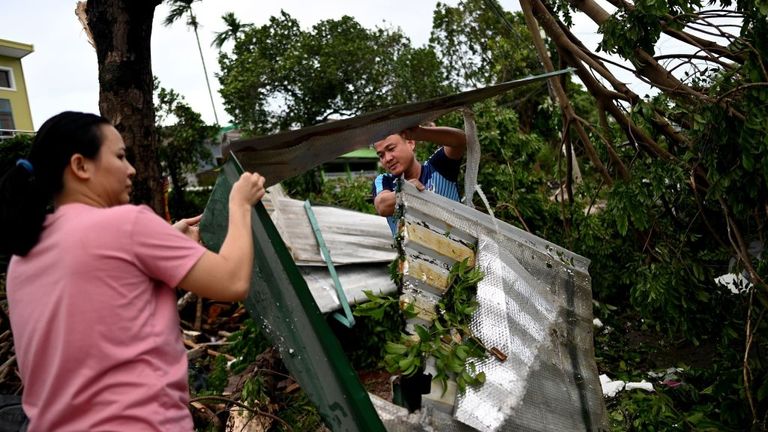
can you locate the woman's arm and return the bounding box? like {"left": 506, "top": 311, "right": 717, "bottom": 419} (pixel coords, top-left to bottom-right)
{"left": 178, "top": 172, "right": 265, "bottom": 301}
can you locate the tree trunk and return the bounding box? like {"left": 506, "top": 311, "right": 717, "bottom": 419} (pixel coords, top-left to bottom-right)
{"left": 85, "top": 0, "right": 164, "bottom": 215}
{"left": 167, "top": 160, "right": 188, "bottom": 219}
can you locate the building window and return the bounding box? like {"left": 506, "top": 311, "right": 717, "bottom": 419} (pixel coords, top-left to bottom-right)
{"left": 0, "top": 99, "right": 15, "bottom": 135}
{"left": 0, "top": 68, "right": 14, "bottom": 90}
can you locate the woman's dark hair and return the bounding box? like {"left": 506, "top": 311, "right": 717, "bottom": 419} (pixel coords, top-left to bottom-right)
{"left": 0, "top": 111, "right": 111, "bottom": 256}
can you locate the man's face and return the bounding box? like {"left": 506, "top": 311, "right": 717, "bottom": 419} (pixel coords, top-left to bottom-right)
{"left": 374, "top": 134, "right": 416, "bottom": 177}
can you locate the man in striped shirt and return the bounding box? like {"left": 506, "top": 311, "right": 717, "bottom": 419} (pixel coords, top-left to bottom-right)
{"left": 371, "top": 125, "right": 467, "bottom": 235}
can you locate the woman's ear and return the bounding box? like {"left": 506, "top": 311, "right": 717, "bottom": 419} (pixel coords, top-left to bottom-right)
{"left": 68, "top": 154, "right": 92, "bottom": 180}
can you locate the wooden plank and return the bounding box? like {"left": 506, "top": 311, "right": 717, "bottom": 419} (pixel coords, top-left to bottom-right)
{"left": 402, "top": 221, "right": 475, "bottom": 267}
{"left": 402, "top": 258, "right": 450, "bottom": 295}
{"left": 399, "top": 288, "right": 439, "bottom": 325}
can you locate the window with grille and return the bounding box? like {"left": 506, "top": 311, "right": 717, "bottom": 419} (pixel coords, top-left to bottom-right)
{"left": 0, "top": 99, "right": 15, "bottom": 135}
{"left": 0, "top": 69, "right": 13, "bottom": 89}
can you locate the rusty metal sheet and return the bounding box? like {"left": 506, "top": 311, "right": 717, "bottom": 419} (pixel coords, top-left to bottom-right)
{"left": 225, "top": 70, "right": 572, "bottom": 187}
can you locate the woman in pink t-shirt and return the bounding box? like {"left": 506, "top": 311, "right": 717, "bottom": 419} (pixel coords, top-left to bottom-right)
{"left": 0, "top": 111, "right": 265, "bottom": 431}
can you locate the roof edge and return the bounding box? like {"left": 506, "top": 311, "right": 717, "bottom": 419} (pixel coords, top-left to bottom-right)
{"left": 0, "top": 39, "right": 34, "bottom": 59}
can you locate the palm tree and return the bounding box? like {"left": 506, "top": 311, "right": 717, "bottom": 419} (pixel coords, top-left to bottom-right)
{"left": 163, "top": 0, "right": 219, "bottom": 124}
{"left": 211, "top": 12, "right": 251, "bottom": 50}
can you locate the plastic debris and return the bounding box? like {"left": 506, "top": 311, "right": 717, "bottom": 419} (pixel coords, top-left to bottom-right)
{"left": 625, "top": 380, "right": 654, "bottom": 392}
{"left": 599, "top": 374, "right": 625, "bottom": 398}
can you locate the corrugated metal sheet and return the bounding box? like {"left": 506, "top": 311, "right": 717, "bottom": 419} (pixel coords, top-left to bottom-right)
{"left": 299, "top": 265, "right": 396, "bottom": 314}
{"left": 200, "top": 161, "right": 387, "bottom": 431}
{"left": 377, "top": 181, "right": 607, "bottom": 432}
{"left": 260, "top": 184, "right": 397, "bottom": 314}
{"left": 262, "top": 185, "right": 396, "bottom": 266}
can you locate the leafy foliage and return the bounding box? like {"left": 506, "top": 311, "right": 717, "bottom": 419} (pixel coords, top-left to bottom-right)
{"left": 356, "top": 259, "right": 487, "bottom": 394}
{"left": 272, "top": 390, "right": 325, "bottom": 431}
{"left": 431, "top": 0, "right": 542, "bottom": 88}
{"left": 154, "top": 81, "right": 218, "bottom": 217}
{"left": 205, "top": 355, "right": 229, "bottom": 395}
{"left": 0, "top": 134, "right": 33, "bottom": 175}
{"left": 597, "top": 0, "right": 698, "bottom": 58}
{"left": 344, "top": 291, "right": 407, "bottom": 370}
{"left": 211, "top": 12, "right": 252, "bottom": 49}
{"left": 593, "top": 294, "right": 757, "bottom": 431}
{"left": 217, "top": 11, "right": 450, "bottom": 134}
{"left": 227, "top": 318, "right": 272, "bottom": 374}
{"left": 302, "top": 175, "right": 376, "bottom": 214}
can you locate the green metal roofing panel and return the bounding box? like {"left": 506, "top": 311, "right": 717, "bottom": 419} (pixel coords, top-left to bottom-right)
{"left": 217, "top": 124, "right": 238, "bottom": 134}
{"left": 339, "top": 148, "right": 378, "bottom": 159}
{"left": 199, "top": 159, "right": 386, "bottom": 432}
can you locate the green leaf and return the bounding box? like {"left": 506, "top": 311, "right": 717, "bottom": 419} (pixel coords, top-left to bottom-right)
{"left": 402, "top": 362, "right": 418, "bottom": 377}
{"left": 398, "top": 355, "right": 414, "bottom": 371}
{"left": 757, "top": 377, "right": 768, "bottom": 402}
{"left": 449, "top": 356, "right": 465, "bottom": 373}
{"left": 455, "top": 345, "right": 469, "bottom": 361}
{"left": 413, "top": 324, "right": 430, "bottom": 342}
{"left": 384, "top": 342, "right": 408, "bottom": 355}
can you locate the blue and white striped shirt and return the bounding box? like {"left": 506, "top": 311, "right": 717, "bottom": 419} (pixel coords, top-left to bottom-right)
{"left": 372, "top": 148, "right": 461, "bottom": 234}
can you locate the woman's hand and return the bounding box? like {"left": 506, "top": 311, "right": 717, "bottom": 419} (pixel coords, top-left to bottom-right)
{"left": 173, "top": 214, "right": 203, "bottom": 242}
{"left": 230, "top": 172, "right": 266, "bottom": 209}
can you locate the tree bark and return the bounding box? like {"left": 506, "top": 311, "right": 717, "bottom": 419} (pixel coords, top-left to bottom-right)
{"left": 85, "top": 0, "right": 164, "bottom": 215}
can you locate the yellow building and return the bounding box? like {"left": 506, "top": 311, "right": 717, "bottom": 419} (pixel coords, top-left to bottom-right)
{"left": 0, "top": 38, "right": 34, "bottom": 135}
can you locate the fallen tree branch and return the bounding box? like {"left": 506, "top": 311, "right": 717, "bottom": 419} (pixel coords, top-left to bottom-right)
{"left": 189, "top": 395, "right": 293, "bottom": 432}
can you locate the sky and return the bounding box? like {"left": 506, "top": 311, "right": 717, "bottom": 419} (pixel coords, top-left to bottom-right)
{"left": 3, "top": 0, "right": 468, "bottom": 128}
{"left": 3, "top": 0, "right": 677, "bottom": 130}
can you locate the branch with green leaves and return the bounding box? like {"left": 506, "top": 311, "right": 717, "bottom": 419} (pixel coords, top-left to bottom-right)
{"left": 355, "top": 258, "right": 487, "bottom": 394}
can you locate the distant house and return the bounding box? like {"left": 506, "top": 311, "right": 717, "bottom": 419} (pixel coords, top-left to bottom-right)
{"left": 0, "top": 38, "right": 34, "bottom": 137}
{"left": 322, "top": 148, "right": 378, "bottom": 179}
{"left": 217, "top": 124, "right": 240, "bottom": 165}
{"left": 180, "top": 125, "right": 234, "bottom": 189}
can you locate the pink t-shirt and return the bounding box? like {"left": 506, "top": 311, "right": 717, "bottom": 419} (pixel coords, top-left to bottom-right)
{"left": 7, "top": 203, "right": 206, "bottom": 431}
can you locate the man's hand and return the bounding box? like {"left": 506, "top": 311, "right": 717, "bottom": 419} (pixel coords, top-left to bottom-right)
{"left": 374, "top": 190, "right": 396, "bottom": 217}
{"left": 407, "top": 178, "right": 425, "bottom": 191}
{"left": 174, "top": 214, "right": 203, "bottom": 242}
{"left": 374, "top": 180, "right": 426, "bottom": 217}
